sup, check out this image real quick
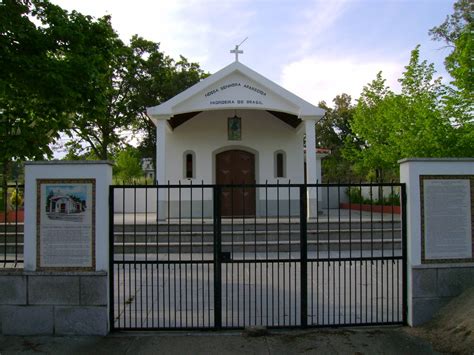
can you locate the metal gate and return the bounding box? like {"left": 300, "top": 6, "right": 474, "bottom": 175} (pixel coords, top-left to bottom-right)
{"left": 109, "top": 183, "right": 406, "bottom": 330}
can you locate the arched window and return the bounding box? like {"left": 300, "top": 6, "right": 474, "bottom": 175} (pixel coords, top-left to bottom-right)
{"left": 184, "top": 151, "right": 195, "bottom": 179}
{"left": 275, "top": 151, "right": 286, "bottom": 178}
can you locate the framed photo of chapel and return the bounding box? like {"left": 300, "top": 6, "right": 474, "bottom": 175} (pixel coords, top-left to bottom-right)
{"left": 228, "top": 115, "right": 241, "bottom": 140}
{"left": 420, "top": 175, "right": 474, "bottom": 264}
{"left": 36, "top": 179, "right": 96, "bottom": 271}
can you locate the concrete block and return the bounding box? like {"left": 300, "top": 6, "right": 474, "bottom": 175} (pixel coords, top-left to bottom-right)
{"left": 80, "top": 276, "right": 107, "bottom": 306}
{"left": 0, "top": 275, "right": 27, "bottom": 304}
{"left": 411, "top": 297, "right": 450, "bottom": 326}
{"left": 412, "top": 268, "right": 437, "bottom": 298}
{"left": 1, "top": 305, "right": 53, "bottom": 335}
{"left": 55, "top": 306, "right": 108, "bottom": 335}
{"left": 437, "top": 267, "right": 474, "bottom": 297}
{"left": 28, "top": 275, "right": 80, "bottom": 305}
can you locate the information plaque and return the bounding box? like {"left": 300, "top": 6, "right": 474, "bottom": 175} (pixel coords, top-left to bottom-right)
{"left": 420, "top": 176, "right": 474, "bottom": 263}
{"left": 37, "top": 179, "right": 96, "bottom": 271}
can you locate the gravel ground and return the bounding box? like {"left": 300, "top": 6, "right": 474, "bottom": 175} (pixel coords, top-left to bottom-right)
{"left": 407, "top": 287, "right": 474, "bottom": 355}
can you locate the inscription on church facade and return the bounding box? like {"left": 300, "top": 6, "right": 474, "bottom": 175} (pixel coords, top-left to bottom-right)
{"left": 204, "top": 81, "right": 267, "bottom": 104}
{"left": 210, "top": 99, "right": 263, "bottom": 105}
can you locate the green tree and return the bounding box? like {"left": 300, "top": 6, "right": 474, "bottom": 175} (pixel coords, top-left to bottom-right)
{"left": 61, "top": 141, "right": 99, "bottom": 161}
{"left": 113, "top": 146, "right": 143, "bottom": 182}
{"left": 343, "top": 72, "right": 398, "bottom": 181}
{"left": 394, "top": 47, "right": 454, "bottom": 158}
{"left": 429, "top": 0, "right": 473, "bottom": 95}
{"left": 317, "top": 94, "right": 362, "bottom": 181}
{"left": 133, "top": 54, "right": 208, "bottom": 169}
{"left": 429, "top": 0, "right": 473, "bottom": 156}
{"left": 345, "top": 47, "right": 464, "bottom": 181}
{"left": 66, "top": 35, "right": 208, "bottom": 162}
{"left": 66, "top": 36, "right": 146, "bottom": 160}
{"left": 0, "top": 0, "right": 120, "bottom": 184}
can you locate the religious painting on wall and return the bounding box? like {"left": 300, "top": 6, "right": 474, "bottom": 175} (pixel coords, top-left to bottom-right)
{"left": 228, "top": 115, "right": 241, "bottom": 140}
{"left": 37, "top": 179, "right": 95, "bottom": 271}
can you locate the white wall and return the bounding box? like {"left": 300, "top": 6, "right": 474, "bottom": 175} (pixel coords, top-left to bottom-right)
{"left": 320, "top": 186, "right": 350, "bottom": 209}
{"left": 114, "top": 188, "right": 157, "bottom": 213}
{"left": 115, "top": 109, "right": 326, "bottom": 214}
{"left": 164, "top": 109, "right": 304, "bottom": 211}
{"left": 24, "top": 161, "right": 113, "bottom": 271}
{"left": 166, "top": 109, "right": 304, "bottom": 184}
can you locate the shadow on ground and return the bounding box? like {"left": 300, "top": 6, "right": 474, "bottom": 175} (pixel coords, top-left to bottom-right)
{"left": 0, "top": 327, "right": 443, "bottom": 355}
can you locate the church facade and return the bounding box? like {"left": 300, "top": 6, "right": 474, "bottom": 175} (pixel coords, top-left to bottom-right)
{"left": 146, "top": 60, "right": 325, "bottom": 218}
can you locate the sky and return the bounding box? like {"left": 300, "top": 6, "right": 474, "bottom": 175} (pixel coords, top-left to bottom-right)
{"left": 50, "top": 0, "right": 455, "bottom": 107}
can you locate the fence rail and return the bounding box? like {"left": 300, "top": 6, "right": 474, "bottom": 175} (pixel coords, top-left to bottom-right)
{"left": 110, "top": 182, "right": 406, "bottom": 330}
{"left": 1, "top": 182, "right": 24, "bottom": 267}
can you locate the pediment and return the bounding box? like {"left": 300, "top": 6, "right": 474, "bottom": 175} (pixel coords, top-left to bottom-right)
{"left": 147, "top": 61, "right": 324, "bottom": 123}
{"left": 173, "top": 71, "right": 300, "bottom": 115}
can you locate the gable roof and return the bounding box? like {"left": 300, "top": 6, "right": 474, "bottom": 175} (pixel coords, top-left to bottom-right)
{"left": 147, "top": 61, "right": 325, "bottom": 123}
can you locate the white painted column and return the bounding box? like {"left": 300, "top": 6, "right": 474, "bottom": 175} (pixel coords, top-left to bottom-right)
{"left": 304, "top": 118, "right": 318, "bottom": 218}
{"left": 156, "top": 119, "right": 167, "bottom": 184}
{"left": 155, "top": 118, "right": 168, "bottom": 220}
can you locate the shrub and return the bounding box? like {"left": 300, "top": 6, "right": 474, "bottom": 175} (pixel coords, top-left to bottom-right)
{"left": 9, "top": 189, "right": 24, "bottom": 209}
{"left": 384, "top": 192, "right": 400, "bottom": 206}
{"left": 346, "top": 187, "right": 364, "bottom": 204}
{"left": 346, "top": 187, "right": 400, "bottom": 206}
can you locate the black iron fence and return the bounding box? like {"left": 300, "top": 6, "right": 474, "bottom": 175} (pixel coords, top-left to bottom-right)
{"left": 109, "top": 182, "right": 406, "bottom": 330}
{"left": 0, "top": 182, "right": 24, "bottom": 267}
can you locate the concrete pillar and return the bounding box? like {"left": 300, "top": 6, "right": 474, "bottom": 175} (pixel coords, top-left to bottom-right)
{"left": 399, "top": 158, "right": 474, "bottom": 326}
{"left": 304, "top": 118, "right": 318, "bottom": 218}
{"left": 24, "top": 161, "right": 113, "bottom": 272}
{"left": 7, "top": 160, "right": 114, "bottom": 335}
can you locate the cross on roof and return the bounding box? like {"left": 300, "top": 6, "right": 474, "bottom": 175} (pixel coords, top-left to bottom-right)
{"left": 230, "top": 45, "right": 243, "bottom": 62}
{"left": 230, "top": 37, "right": 247, "bottom": 62}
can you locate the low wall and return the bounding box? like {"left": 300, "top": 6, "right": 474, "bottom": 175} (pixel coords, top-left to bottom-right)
{"left": 411, "top": 264, "right": 474, "bottom": 325}
{"left": 320, "top": 186, "right": 349, "bottom": 209}
{"left": 339, "top": 203, "right": 401, "bottom": 214}
{"left": 0, "top": 271, "right": 108, "bottom": 335}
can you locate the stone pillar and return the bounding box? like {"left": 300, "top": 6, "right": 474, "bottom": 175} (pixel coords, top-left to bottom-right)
{"left": 304, "top": 118, "right": 318, "bottom": 218}
{"left": 0, "top": 161, "right": 113, "bottom": 335}
{"left": 399, "top": 158, "right": 474, "bottom": 326}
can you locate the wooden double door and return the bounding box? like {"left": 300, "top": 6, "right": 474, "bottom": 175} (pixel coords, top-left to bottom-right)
{"left": 216, "top": 150, "right": 256, "bottom": 217}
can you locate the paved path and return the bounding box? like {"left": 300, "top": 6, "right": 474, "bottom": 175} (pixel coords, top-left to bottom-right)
{"left": 0, "top": 328, "right": 440, "bottom": 354}
{"left": 113, "top": 258, "right": 403, "bottom": 329}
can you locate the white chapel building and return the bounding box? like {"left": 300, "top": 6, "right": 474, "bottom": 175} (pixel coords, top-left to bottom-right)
{"left": 145, "top": 55, "right": 325, "bottom": 218}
